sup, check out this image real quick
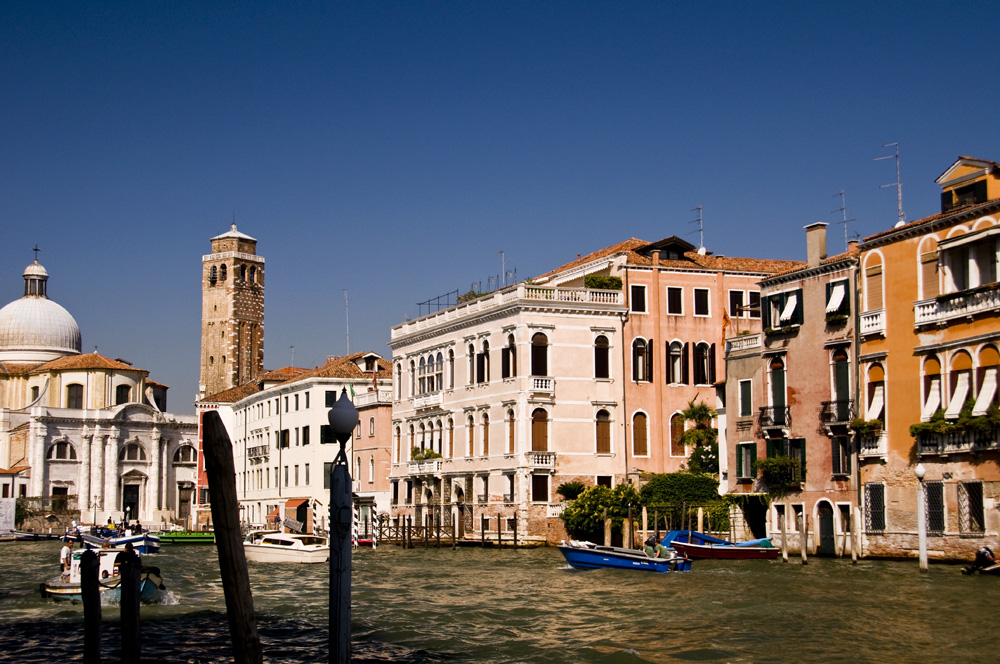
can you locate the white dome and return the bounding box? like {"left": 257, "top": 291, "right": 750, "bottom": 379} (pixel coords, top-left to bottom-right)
{"left": 0, "top": 261, "right": 82, "bottom": 362}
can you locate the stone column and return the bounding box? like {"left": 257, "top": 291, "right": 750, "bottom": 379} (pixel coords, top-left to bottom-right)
{"left": 30, "top": 416, "right": 46, "bottom": 497}
{"left": 140, "top": 475, "right": 149, "bottom": 522}
{"left": 80, "top": 427, "right": 93, "bottom": 518}
{"left": 92, "top": 427, "right": 104, "bottom": 517}
{"left": 106, "top": 432, "right": 120, "bottom": 514}
{"left": 150, "top": 429, "right": 162, "bottom": 512}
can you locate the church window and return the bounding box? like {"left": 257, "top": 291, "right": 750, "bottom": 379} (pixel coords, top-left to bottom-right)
{"left": 209, "top": 265, "right": 218, "bottom": 285}
{"left": 220, "top": 264, "right": 227, "bottom": 281}
{"left": 115, "top": 385, "right": 131, "bottom": 405}
{"left": 173, "top": 445, "right": 197, "bottom": 464}
{"left": 239, "top": 265, "right": 246, "bottom": 281}
{"left": 120, "top": 443, "right": 147, "bottom": 461}
{"left": 47, "top": 441, "right": 77, "bottom": 460}
{"left": 66, "top": 384, "right": 83, "bottom": 409}
{"left": 249, "top": 266, "right": 256, "bottom": 283}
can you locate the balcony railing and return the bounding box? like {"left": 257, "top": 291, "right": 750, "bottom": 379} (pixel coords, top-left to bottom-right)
{"left": 860, "top": 309, "right": 885, "bottom": 336}
{"left": 530, "top": 377, "right": 554, "bottom": 395}
{"left": 477, "top": 494, "right": 487, "bottom": 504}
{"left": 859, "top": 431, "right": 887, "bottom": 458}
{"left": 407, "top": 459, "right": 443, "bottom": 475}
{"left": 726, "top": 333, "right": 761, "bottom": 354}
{"left": 526, "top": 451, "right": 556, "bottom": 470}
{"left": 758, "top": 406, "right": 791, "bottom": 429}
{"left": 917, "top": 427, "right": 999, "bottom": 456}
{"left": 248, "top": 445, "right": 270, "bottom": 460}
{"left": 413, "top": 392, "right": 443, "bottom": 410}
{"left": 354, "top": 389, "right": 393, "bottom": 407}
{"left": 914, "top": 287, "right": 1000, "bottom": 326}
{"left": 820, "top": 400, "right": 855, "bottom": 425}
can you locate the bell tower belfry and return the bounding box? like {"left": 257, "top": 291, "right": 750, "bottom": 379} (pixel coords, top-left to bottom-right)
{"left": 199, "top": 224, "right": 265, "bottom": 400}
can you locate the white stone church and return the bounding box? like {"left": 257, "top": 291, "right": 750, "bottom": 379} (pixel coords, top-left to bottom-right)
{"left": 0, "top": 258, "right": 198, "bottom": 527}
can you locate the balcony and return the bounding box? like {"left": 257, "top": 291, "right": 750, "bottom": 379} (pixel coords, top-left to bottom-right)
{"left": 407, "top": 459, "right": 443, "bottom": 476}
{"left": 916, "top": 427, "right": 999, "bottom": 456}
{"left": 758, "top": 406, "right": 791, "bottom": 430}
{"left": 859, "top": 309, "right": 885, "bottom": 336}
{"left": 726, "top": 333, "right": 761, "bottom": 354}
{"left": 859, "top": 431, "right": 887, "bottom": 458}
{"left": 530, "top": 377, "right": 554, "bottom": 397}
{"left": 477, "top": 494, "right": 488, "bottom": 504}
{"left": 247, "top": 445, "right": 270, "bottom": 460}
{"left": 354, "top": 389, "right": 393, "bottom": 407}
{"left": 413, "top": 392, "right": 443, "bottom": 411}
{"left": 526, "top": 451, "right": 556, "bottom": 470}
{"left": 820, "top": 400, "right": 855, "bottom": 426}
{"left": 914, "top": 287, "right": 1000, "bottom": 327}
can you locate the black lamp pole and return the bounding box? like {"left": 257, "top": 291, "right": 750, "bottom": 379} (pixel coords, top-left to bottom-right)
{"left": 326, "top": 388, "right": 358, "bottom": 664}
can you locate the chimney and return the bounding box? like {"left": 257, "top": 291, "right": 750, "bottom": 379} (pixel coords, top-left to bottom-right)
{"left": 805, "top": 222, "right": 828, "bottom": 267}
{"left": 652, "top": 250, "right": 662, "bottom": 265}
{"left": 847, "top": 240, "right": 859, "bottom": 254}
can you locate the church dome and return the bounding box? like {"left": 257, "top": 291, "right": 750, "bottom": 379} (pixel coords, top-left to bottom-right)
{"left": 0, "top": 261, "right": 82, "bottom": 362}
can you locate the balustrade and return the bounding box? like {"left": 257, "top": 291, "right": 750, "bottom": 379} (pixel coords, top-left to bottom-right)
{"left": 914, "top": 288, "right": 1000, "bottom": 326}
{"left": 859, "top": 309, "right": 885, "bottom": 335}
{"left": 820, "top": 400, "right": 854, "bottom": 424}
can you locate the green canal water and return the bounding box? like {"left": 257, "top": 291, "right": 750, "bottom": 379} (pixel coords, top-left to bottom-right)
{"left": 1, "top": 539, "right": 998, "bottom": 663}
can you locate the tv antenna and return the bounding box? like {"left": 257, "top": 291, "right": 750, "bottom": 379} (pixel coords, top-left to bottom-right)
{"left": 876, "top": 142, "right": 905, "bottom": 227}
{"left": 832, "top": 190, "right": 857, "bottom": 252}
{"left": 689, "top": 205, "right": 705, "bottom": 254}
{"left": 499, "top": 250, "right": 506, "bottom": 288}
{"left": 343, "top": 289, "right": 350, "bottom": 355}
{"left": 290, "top": 345, "right": 294, "bottom": 366}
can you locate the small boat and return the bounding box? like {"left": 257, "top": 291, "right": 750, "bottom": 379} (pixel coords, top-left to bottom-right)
{"left": 14, "top": 530, "right": 64, "bottom": 541}
{"left": 41, "top": 549, "right": 166, "bottom": 603}
{"left": 558, "top": 540, "right": 692, "bottom": 573}
{"left": 157, "top": 530, "right": 215, "bottom": 544}
{"left": 662, "top": 530, "right": 780, "bottom": 560}
{"left": 243, "top": 531, "right": 329, "bottom": 564}
{"left": 82, "top": 532, "right": 161, "bottom": 554}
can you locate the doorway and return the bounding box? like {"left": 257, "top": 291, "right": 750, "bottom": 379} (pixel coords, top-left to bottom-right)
{"left": 122, "top": 484, "right": 139, "bottom": 521}
{"left": 818, "top": 503, "right": 836, "bottom": 556}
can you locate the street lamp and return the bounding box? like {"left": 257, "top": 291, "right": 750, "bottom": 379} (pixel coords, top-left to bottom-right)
{"left": 325, "top": 388, "right": 359, "bottom": 664}
{"left": 915, "top": 463, "right": 928, "bottom": 572}
{"left": 92, "top": 496, "right": 100, "bottom": 531}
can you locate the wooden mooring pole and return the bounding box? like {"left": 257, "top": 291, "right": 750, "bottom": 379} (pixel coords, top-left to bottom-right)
{"left": 513, "top": 513, "right": 518, "bottom": 549}
{"left": 481, "top": 515, "right": 486, "bottom": 547}
{"left": 202, "top": 411, "right": 263, "bottom": 664}
{"left": 781, "top": 513, "right": 788, "bottom": 563}
{"left": 800, "top": 514, "right": 809, "bottom": 565}
{"left": 120, "top": 551, "right": 141, "bottom": 664}
{"left": 81, "top": 549, "right": 101, "bottom": 664}
{"left": 496, "top": 514, "right": 501, "bottom": 548}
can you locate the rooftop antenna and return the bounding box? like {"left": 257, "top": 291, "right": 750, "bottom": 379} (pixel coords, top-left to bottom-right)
{"left": 499, "top": 250, "right": 506, "bottom": 287}
{"left": 32, "top": 244, "right": 41, "bottom": 261}
{"left": 876, "top": 142, "right": 905, "bottom": 227}
{"left": 832, "top": 190, "right": 857, "bottom": 252}
{"left": 689, "top": 205, "right": 705, "bottom": 254}
{"left": 343, "top": 289, "right": 350, "bottom": 355}
{"left": 290, "top": 345, "right": 294, "bottom": 366}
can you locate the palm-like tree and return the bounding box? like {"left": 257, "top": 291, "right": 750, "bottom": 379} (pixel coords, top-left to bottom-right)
{"left": 680, "top": 400, "right": 719, "bottom": 474}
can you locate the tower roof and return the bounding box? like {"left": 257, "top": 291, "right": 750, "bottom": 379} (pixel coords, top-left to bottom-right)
{"left": 0, "top": 260, "right": 81, "bottom": 362}
{"left": 211, "top": 223, "right": 257, "bottom": 242}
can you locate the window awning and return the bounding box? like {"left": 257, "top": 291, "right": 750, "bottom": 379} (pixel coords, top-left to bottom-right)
{"left": 779, "top": 293, "right": 798, "bottom": 322}
{"left": 973, "top": 367, "right": 998, "bottom": 416}
{"left": 826, "top": 283, "right": 846, "bottom": 314}
{"left": 866, "top": 384, "right": 884, "bottom": 420}
{"left": 922, "top": 376, "right": 941, "bottom": 419}
{"left": 285, "top": 498, "right": 309, "bottom": 508}
{"left": 937, "top": 225, "right": 1000, "bottom": 252}
{"left": 945, "top": 372, "right": 970, "bottom": 419}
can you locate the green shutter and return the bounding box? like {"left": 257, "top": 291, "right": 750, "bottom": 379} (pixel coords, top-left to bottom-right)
{"left": 793, "top": 289, "right": 804, "bottom": 326}
{"left": 762, "top": 295, "right": 772, "bottom": 329}
{"left": 766, "top": 438, "right": 775, "bottom": 458}
{"left": 790, "top": 438, "right": 806, "bottom": 481}
{"left": 749, "top": 444, "right": 757, "bottom": 477}
{"left": 736, "top": 444, "right": 743, "bottom": 478}
{"left": 740, "top": 380, "right": 752, "bottom": 417}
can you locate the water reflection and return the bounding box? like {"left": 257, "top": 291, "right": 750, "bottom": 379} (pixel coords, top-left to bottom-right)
{"left": 1, "top": 540, "right": 999, "bottom": 662}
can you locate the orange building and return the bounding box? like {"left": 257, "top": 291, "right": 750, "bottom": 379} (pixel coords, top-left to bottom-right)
{"left": 857, "top": 157, "right": 1000, "bottom": 559}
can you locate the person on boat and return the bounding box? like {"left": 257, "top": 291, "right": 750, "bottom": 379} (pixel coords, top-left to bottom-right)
{"left": 59, "top": 537, "right": 74, "bottom": 578}
{"left": 643, "top": 535, "right": 670, "bottom": 559}
{"left": 114, "top": 542, "right": 140, "bottom": 574}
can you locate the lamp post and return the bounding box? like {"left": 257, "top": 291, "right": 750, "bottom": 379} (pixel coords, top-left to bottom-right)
{"left": 92, "top": 496, "right": 99, "bottom": 529}
{"left": 325, "top": 388, "right": 359, "bottom": 664}
{"left": 915, "top": 463, "right": 928, "bottom": 572}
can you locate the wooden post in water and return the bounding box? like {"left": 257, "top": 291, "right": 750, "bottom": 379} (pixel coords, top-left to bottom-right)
{"left": 603, "top": 508, "right": 611, "bottom": 547}
{"left": 436, "top": 514, "right": 441, "bottom": 548}
{"left": 202, "top": 410, "right": 263, "bottom": 664}
{"left": 800, "top": 513, "right": 808, "bottom": 565}
{"left": 697, "top": 507, "right": 704, "bottom": 534}
{"left": 481, "top": 515, "right": 486, "bottom": 548}
{"left": 653, "top": 510, "right": 659, "bottom": 541}
{"left": 513, "top": 513, "right": 518, "bottom": 549}
{"left": 120, "top": 551, "right": 141, "bottom": 664}
{"left": 626, "top": 506, "right": 633, "bottom": 549}
{"left": 451, "top": 510, "right": 457, "bottom": 550}
{"left": 852, "top": 507, "right": 861, "bottom": 564}
{"left": 424, "top": 514, "right": 429, "bottom": 548}
{"left": 81, "top": 549, "right": 101, "bottom": 664}
{"left": 781, "top": 513, "right": 788, "bottom": 563}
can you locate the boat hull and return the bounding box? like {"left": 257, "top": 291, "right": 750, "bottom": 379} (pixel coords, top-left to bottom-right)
{"left": 244, "top": 543, "right": 329, "bottom": 564}
{"left": 83, "top": 533, "right": 161, "bottom": 554}
{"left": 42, "top": 571, "right": 164, "bottom": 603}
{"left": 558, "top": 544, "right": 691, "bottom": 573}
{"left": 157, "top": 531, "right": 215, "bottom": 544}
{"left": 671, "top": 540, "right": 781, "bottom": 560}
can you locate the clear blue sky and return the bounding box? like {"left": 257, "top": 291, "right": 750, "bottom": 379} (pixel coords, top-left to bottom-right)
{"left": 2, "top": 2, "right": 998, "bottom": 413}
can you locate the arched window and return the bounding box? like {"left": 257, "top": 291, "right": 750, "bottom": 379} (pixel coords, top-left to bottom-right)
{"left": 419, "top": 422, "right": 426, "bottom": 450}
{"left": 369, "top": 417, "right": 375, "bottom": 436}
{"left": 395, "top": 426, "right": 401, "bottom": 462}
{"left": 506, "top": 409, "right": 516, "bottom": 453}
{"left": 435, "top": 419, "right": 443, "bottom": 455}
{"left": 369, "top": 456, "right": 374, "bottom": 484}
{"left": 448, "top": 349, "right": 455, "bottom": 389}
{"left": 239, "top": 265, "right": 246, "bottom": 281}
{"left": 864, "top": 255, "right": 883, "bottom": 311}
{"left": 670, "top": 413, "right": 686, "bottom": 456}
{"left": 596, "top": 410, "right": 611, "bottom": 453}
{"left": 594, "top": 335, "right": 610, "bottom": 379}
{"left": 173, "top": 445, "right": 197, "bottom": 464}
{"left": 922, "top": 355, "right": 942, "bottom": 420}
{"left": 974, "top": 346, "right": 1000, "bottom": 416}
{"left": 832, "top": 349, "right": 851, "bottom": 421}
{"left": 435, "top": 352, "right": 444, "bottom": 391}
{"left": 502, "top": 334, "right": 517, "bottom": 379}
{"left": 919, "top": 238, "right": 939, "bottom": 299}
{"left": 632, "top": 338, "right": 651, "bottom": 382}
{"left": 531, "top": 333, "right": 548, "bottom": 376}
{"left": 120, "top": 443, "right": 147, "bottom": 461}
{"left": 866, "top": 363, "right": 886, "bottom": 422}
{"left": 47, "top": 441, "right": 77, "bottom": 460}
{"left": 448, "top": 418, "right": 455, "bottom": 458}
{"left": 209, "top": 265, "right": 218, "bottom": 285}
{"left": 476, "top": 341, "right": 490, "bottom": 384}
{"left": 693, "top": 342, "right": 716, "bottom": 385}
{"left": 220, "top": 264, "right": 228, "bottom": 281}
{"left": 66, "top": 384, "right": 83, "bottom": 409}
{"left": 468, "top": 343, "right": 476, "bottom": 385}
{"left": 945, "top": 352, "right": 971, "bottom": 419}
{"left": 769, "top": 357, "right": 787, "bottom": 426}
{"left": 467, "top": 415, "right": 475, "bottom": 457}
{"left": 115, "top": 384, "right": 131, "bottom": 405}
{"left": 409, "top": 360, "right": 415, "bottom": 397}
{"left": 632, "top": 412, "right": 648, "bottom": 456}
{"left": 249, "top": 266, "right": 256, "bottom": 283}
{"left": 482, "top": 413, "right": 490, "bottom": 456}
{"left": 418, "top": 357, "right": 427, "bottom": 394}
{"left": 395, "top": 363, "right": 402, "bottom": 400}
{"left": 531, "top": 408, "right": 548, "bottom": 452}
{"left": 668, "top": 341, "right": 686, "bottom": 384}
{"left": 408, "top": 425, "right": 414, "bottom": 460}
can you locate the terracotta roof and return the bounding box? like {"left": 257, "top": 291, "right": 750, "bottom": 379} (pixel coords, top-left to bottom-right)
{"left": 32, "top": 352, "right": 146, "bottom": 374}
{"left": 200, "top": 366, "right": 304, "bottom": 404}
{"left": 535, "top": 238, "right": 648, "bottom": 280}
{"left": 0, "top": 362, "right": 42, "bottom": 376}
{"left": 0, "top": 464, "right": 29, "bottom": 475}
{"left": 295, "top": 352, "right": 392, "bottom": 381}
{"left": 144, "top": 378, "right": 168, "bottom": 389}
{"left": 863, "top": 197, "right": 1000, "bottom": 244}
{"left": 766, "top": 245, "right": 861, "bottom": 279}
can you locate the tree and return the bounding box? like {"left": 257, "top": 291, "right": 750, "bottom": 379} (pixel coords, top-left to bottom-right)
{"left": 679, "top": 400, "right": 719, "bottom": 474}
{"left": 556, "top": 481, "right": 587, "bottom": 500}
{"left": 639, "top": 472, "right": 720, "bottom": 506}
{"left": 560, "top": 484, "right": 640, "bottom": 541}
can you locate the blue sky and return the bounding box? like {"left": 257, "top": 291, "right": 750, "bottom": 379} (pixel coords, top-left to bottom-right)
{"left": 2, "top": 2, "right": 998, "bottom": 413}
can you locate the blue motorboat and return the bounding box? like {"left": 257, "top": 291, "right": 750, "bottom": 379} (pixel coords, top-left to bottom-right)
{"left": 558, "top": 540, "right": 692, "bottom": 573}
{"left": 82, "top": 532, "right": 160, "bottom": 554}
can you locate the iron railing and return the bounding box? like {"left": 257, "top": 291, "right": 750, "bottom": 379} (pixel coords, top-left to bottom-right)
{"left": 820, "top": 399, "right": 854, "bottom": 425}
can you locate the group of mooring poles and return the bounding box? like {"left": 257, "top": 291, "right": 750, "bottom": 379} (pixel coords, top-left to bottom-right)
{"left": 80, "top": 549, "right": 142, "bottom": 664}
{"left": 394, "top": 513, "right": 519, "bottom": 549}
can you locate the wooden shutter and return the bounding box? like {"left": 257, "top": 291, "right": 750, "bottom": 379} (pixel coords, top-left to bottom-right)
{"left": 941, "top": 190, "right": 953, "bottom": 212}
{"left": 709, "top": 343, "right": 717, "bottom": 383}
{"left": 921, "top": 252, "right": 939, "bottom": 299}
{"left": 792, "top": 289, "right": 804, "bottom": 325}
{"left": 736, "top": 443, "right": 743, "bottom": 478}
{"left": 790, "top": 438, "right": 806, "bottom": 481}
{"left": 682, "top": 343, "right": 689, "bottom": 384}
{"left": 974, "top": 179, "right": 988, "bottom": 204}
{"left": 646, "top": 339, "right": 654, "bottom": 382}
{"left": 766, "top": 438, "right": 776, "bottom": 458}
{"left": 501, "top": 348, "right": 510, "bottom": 379}
{"left": 866, "top": 266, "right": 883, "bottom": 310}
{"left": 740, "top": 380, "right": 752, "bottom": 417}
{"left": 772, "top": 367, "right": 786, "bottom": 409}
{"left": 762, "top": 295, "right": 772, "bottom": 329}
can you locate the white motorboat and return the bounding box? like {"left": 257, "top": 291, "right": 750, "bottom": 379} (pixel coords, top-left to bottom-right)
{"left": 41, "top": 549, "right": 166, "bottom": 602}
{"left": 243, "top": 531, "right": 329, "bottom": 564}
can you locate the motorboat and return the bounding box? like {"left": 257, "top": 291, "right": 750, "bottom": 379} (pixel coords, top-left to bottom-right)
{"left": 157, "top": 530, "right": 215, "bottom": 544}
{"left": 661, "top": 530, "right": 780, "bottom": 560}
{"left": 41, "top": 548, "right": 166, "bottom": 603}
{"left": 82, "top": 531, "right": 160, "bottom": 554}
{"left": 558, "top": 539, "right": 691, "bottom": 573}
{"left": 243, "top": 531, "right": 329, "bottom": 564}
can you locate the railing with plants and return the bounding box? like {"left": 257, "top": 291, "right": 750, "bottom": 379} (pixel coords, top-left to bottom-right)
{"left": 912, "top": 403, "right": 1000, "bottom": 455}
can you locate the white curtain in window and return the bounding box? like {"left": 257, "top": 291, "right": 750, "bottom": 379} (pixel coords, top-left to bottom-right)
{"left": 973, "top": 367, "right": 998, "bottom": 416}
{"left": 945, "top": 372, "right": 970, "bottom": 419}
{"left": 826, "top": 283, "right": 845, "bottom": 314}
{"left": 866, "top": 384, "right": 884, "bottom": 420}
{"left": 922, "top": 376, "right": 941, "bottom": 420}
{"left": 779, "top": 293, "right": 798, "bottom": 322}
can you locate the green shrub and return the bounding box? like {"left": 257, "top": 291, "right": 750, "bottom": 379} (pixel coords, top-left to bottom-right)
{"left": 411, "top": 447, "right": 443, "bottom": 461}
{"left": 584, "top": 274, "right": 623, "bottom": 291}
{"left": 560, "top": 484, "right": 640, "bottom": 541}
{"left": 556, "top": 481, "right": 587, "bottom": 500}
{"left": 639, "top": 472, "right": 719, "bottom": 506}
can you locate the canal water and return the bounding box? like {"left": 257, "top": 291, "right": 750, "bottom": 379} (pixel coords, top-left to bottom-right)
{"left": 1, "top": 539, "right": 998, "bottom": 663}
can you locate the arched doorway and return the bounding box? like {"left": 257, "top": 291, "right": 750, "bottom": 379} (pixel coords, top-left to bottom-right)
{"left": 817, "top": 502, "right": 836, "bottom": 556}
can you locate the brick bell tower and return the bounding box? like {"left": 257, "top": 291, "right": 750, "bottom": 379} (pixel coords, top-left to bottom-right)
{"left": 199, "top": 224, "right": 265, "bottom": 400}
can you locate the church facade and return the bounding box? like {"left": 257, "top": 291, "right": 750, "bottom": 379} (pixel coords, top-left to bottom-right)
{"left": 0, "top": 258, "right": 198, "bottom": 527}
